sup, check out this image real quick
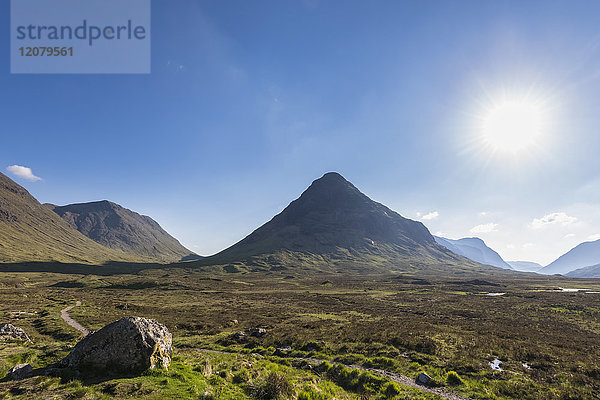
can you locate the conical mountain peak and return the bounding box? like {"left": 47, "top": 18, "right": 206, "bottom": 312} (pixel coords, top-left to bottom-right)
{"left": 209, "top": 172, "right": 469, "bottom": 271}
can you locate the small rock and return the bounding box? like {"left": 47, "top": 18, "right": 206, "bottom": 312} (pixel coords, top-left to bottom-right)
{"left": 60, "top": 316, "right": 172, "bottom": 375}
{"left": 9, "top": 364, "right": 33, "bottom": 380}
{"left": 417, "top": 372, "right": 431, "bottom": 385}
{"left": 0, "top": 323, "right": 30, "bottom": 341}
{"left": 231, "top": 331, "right": 248, "bottom": 343}
{"left": 246, "top": 327, "right": 267, "bottom": 337}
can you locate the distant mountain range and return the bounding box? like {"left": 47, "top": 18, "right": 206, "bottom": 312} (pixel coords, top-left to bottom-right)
{"left": 202, "top": 172, "right": 498, "bottom": 274}
{"left": 566, "top": 263, "right": 600, "bottom": 278}
{"left": 507, "top": 261, "right": 543, "bottom": 273}
{"left": 539, "top": 239, "right": 600, "bottom": 276}
{"left": 48, "top": 201, "right": 198, "bottom": 263}
{"left": 434, "top": 236, "right": 512, "bottom": 269}
{"left": 0, "top": 172, "right": 138, "bottom": 264}
{"left": 0, "top": 171, "right": 196, "bottom": 264}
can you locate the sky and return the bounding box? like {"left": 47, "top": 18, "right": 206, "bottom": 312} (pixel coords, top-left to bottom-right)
{"left": 2, "top": 0, "right": 600, "bottom": 265}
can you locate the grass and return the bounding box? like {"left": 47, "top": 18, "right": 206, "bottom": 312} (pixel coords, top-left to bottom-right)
{"left": 1, "top": 265, "right": 600, "bottom": 398}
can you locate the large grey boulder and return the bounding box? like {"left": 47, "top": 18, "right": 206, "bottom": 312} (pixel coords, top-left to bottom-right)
{"left": 60, "top": 317, "right": 172, "bottom": 375}
{"left": 8, "top": 364, "right": 33, "bottom": 380}
{"left": 0, "top": 323, "right": 30, "bottom": 341}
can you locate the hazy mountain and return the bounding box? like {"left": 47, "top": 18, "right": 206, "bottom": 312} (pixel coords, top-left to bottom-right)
{"left": 538, "top": 240, "right": 600, "bottom": 275}
{"left": 204, "top": 172, "right": 495, "bottom": 274}
{"left": 0, "top": 172, "right": 139, "bottom": 264}
{"left": 566, "top": 263, "right": 600, "bottom": 278}
{"left": 507, "top": 261, "right": 543, "bottom": 273}
{"left": 50, "top": 201, "right": 198, "bottom": 263}
{"left": 434, "top": 236, "right": 513, "bottom": 269}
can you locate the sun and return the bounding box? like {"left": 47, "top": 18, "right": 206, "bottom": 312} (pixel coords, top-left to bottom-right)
{"left": 481, "top": 99, "right": 544, "bottom": 153}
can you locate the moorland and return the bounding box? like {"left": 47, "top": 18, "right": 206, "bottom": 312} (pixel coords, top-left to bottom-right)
{"left": 1, "top": 262, "right": 599, "bottom": 400}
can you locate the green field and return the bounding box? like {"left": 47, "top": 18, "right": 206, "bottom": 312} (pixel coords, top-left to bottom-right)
{"left": 1, "top": 264, "right": 599, "bottom": 399}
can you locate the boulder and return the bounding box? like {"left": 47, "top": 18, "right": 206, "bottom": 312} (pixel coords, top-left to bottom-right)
{"left": 417, "top": 372, "right": 431, "bottom": 385}
{"left": 8, "top": 363, "right": 33, "bottom": 380}
{"left": 60, "top": 316, "right": 172, "bottom": 375}
{"left": 246, "top": 327, "right": 267, "bottom": 337}
{"left": 0, "top": 323, "right": 30, "bottom": 341}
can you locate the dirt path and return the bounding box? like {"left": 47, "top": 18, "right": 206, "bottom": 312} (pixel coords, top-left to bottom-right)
{"left": 60, "top": 301, "right": 89, "bottom": 336}
{"left": 190, "top": 348, "right": 471, "bottom": 400}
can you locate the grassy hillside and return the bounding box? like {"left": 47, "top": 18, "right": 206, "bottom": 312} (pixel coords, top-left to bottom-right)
{"left": 0, "top": 172, "right": 144, "bottom": 264}
{"left": 51, "top": 200, "right": 197, "bottom": 263}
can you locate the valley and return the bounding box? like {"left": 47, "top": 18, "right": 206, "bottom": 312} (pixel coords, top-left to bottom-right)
{"left": 1, "top": 264, "right": 599, "bottom": 399}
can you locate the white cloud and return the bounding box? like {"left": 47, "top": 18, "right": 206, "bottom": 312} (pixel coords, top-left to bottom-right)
{"left": 587, "top": 234, "right": 600, "bottom": 241}
{"left": 420, "top": 211, "right": 439, "bottom": 221}
{"left": 434, "top": 231, "right": 446, "bottom": 237}
{"left": 478, "top": 211, "right": 489, "bottom": 217}
{"left": 506, "top": 244, "right": 516, "bottom": 249}
{"left": 564, "top": 233, "right": 576, "bottom": 239}
{"left": 530, "top": 212, "right": 577, "bottom": 229}
{"left": 523, "top": 242, "right": 535, "bottom": 249}
{"left": 470, "top": 223, "right": 498, "bottom": 234}
{"left": 6, "top": 165, "right": 42, "bottom": 181}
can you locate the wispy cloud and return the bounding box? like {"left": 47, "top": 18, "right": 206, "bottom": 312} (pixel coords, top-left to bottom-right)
{"left": 564, "top": 233, "right": 576, "bottom": 239}
{"left": 530, "top": 212, "right": 577, "bottom": 229}
{"left": 6, "top": 165, "right": 42, "bottom": 181}
{"left": 417, "top": 211, "right": 439, "bottom": 221}
{"left": 478, "top": 211, "right": 489, "bottom": 217}
{"left": 470, "top": 223, "right": 498, "bottom": 234}
{"left": 587, "top": 234, "right": 600, "bottom": 241}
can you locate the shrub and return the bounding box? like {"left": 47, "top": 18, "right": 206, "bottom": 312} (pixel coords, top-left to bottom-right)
{"left": 298, "top": 387, "right": 328, "bottom": 400}
{"left": 446, "top": 371, "right": 463, "bottom": 386}
{"left": 383, "top": 382, "right": 402, "bottom": 398}
{"left": 248, "top": 371, "right": 293, "bottom": 399}
{"left": 232, "top": 368, "right": 250, "bottom": 384}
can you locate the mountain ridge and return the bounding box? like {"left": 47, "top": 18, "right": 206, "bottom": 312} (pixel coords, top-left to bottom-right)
{"left": 200, "top": 172, "right": 500, "bottom": 274}
{"left": 50, "top": 200, "right": 198, "bottom": 263}
{"left": 434, "top": 236, "right": 512, "bottom": 269}
{"left": 507, "top": 261, "right": 543, "bottom": 273}
{"left": 538, "top": 239, "right": 600, "bottom": 275}
{"left": 0, "top": 172, "right": 142, "bottom": 264}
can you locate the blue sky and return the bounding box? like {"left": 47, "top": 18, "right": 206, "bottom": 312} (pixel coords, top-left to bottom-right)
{"left": 2, "top": 0, "right": 600, "bottom": 265}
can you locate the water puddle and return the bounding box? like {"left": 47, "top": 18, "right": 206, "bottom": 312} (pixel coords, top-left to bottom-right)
{"left": 486, "top": 292, "right": 506, "bottom": 296}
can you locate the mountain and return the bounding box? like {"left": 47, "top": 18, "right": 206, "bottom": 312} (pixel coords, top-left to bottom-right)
{"left": 49, "top": 201, "right": 198, "bottom": 263}
{"left": 538, "top": 240, "right": 600, "bottom": 275}
{"left": 566, "top": 263, "right": 600, "bottom": 278}
{"left": 507, "top": 261, "right": 543, "bottom": 273}
{"left": 434, "top": 236, "right": 512, "bottom": 269}
{"left": 0, "top": 172, "right": 140, "bottom": 264}
{"left": 204, "top": 172, "right": 495, "bottom": 274}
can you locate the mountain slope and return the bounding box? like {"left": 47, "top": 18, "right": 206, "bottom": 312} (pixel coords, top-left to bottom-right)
{"left": 538, "top": 240, "right": 600, "bottom": 275}
{"left": 204, "top": 172, "right": 494, "bottom": 274}
{"left": 434, "top": 236, "right": 512, "bottom": 269}
{"left": 50, "top": 201, "right": 197, "bottom": 263}
{"left": 566, "top": 263, "right": 600, "bottom": 278}
{"left": 0, "top": 172, "right": 140, "bottom": 264}
{"left": 507, "top": 261, "right": 543, "bottom": 272}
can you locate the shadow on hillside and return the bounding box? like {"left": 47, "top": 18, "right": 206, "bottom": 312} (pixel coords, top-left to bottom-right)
{"left": 0, "top": 261, "right": 178, "bottom": 276}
